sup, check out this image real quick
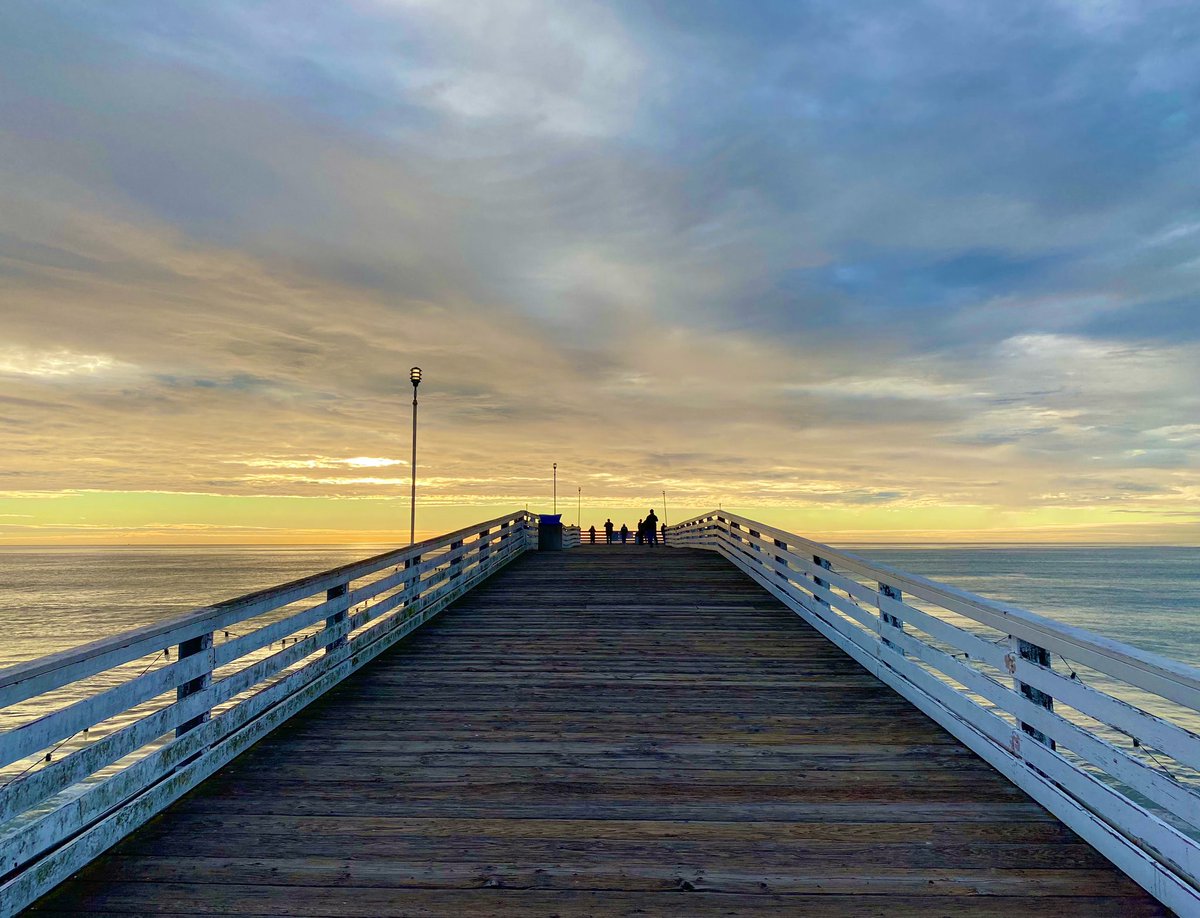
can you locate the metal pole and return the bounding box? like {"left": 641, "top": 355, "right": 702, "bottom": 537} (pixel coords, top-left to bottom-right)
{"left": 409, "top": 391, "right": 418, "bottom": 544}
{"left": 553, "top": 463, "right": 557, "bottom": 514}
{"left": 577, "top": 486, "right": 581, "bottom": 526}
{"left": 663, "top": 490, "right": 668, "bottom": 526}
{"left": 409, "top": 367, "right": 422, "bottom": 545}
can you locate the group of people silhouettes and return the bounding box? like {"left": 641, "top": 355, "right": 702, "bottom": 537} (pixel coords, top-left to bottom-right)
{"left": 588, "top": 509, "right": 662, "bottom": 546}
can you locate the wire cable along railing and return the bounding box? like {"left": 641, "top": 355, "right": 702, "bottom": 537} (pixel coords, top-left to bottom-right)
{"left": 667, "top": 511, "right": 1200, "bottom": 916}
{"left": 0, "top": 511, "right": 543, "bottom": 917}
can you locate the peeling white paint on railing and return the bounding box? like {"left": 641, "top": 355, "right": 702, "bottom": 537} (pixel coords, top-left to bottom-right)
{"left": 667, "top": 511, "right": 1200, "bottom": 917}
{"left": 0, "top": 510, "right": 553, "bottom": 917}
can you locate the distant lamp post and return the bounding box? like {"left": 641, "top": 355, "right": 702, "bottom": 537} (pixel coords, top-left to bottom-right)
{"left": 553, "top": 463, "right": 557, "bottom": 515}
{"left": 409, "top": 367, "right": 422, "bottom": 545}
{"left": 663, "top": 490, "right": 668, "bottom": 526}
{"left": 578, "top": 486, "right": 581, "bottom": 526}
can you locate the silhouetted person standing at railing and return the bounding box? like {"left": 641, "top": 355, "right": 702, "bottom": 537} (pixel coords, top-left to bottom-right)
{"left": 604, "top": 519, "right": 614, "bottom": 544}
{"left": 620, "top": 523, "right": 629, "bottom": 544}
{"left": 589, "top": 525, "right": 596, "bottom": 544}
{"left": 636, "top": 519, "right": 644, "bottom": 545}
{"left": 645, "top": 509, "right": 659, "bottom": 545}
{"left": 661, "top": 523, "right": 667, "bottom": 545}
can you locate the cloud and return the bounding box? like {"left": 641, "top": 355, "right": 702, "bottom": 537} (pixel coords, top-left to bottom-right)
{"left": 0, "top": 1, "right": 1199, "bottom": 541}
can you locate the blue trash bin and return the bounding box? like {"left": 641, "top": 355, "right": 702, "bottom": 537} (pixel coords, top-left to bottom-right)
{"left": 538, "top": 514, "right": 563, "bottom": 550}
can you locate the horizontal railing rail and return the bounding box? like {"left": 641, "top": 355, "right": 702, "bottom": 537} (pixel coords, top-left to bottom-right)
{"left": 668, "top": 510, "right": 1200, "bottom": 917}
{"left": 0, "top": 510, "right": 549, "bottom": 916}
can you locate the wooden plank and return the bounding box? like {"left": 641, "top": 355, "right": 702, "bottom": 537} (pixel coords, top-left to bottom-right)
{"left": 30, "top": 885, "right": 1168, "bottom": 917}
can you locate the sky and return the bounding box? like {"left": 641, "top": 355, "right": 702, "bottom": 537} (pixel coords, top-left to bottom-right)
{"left": 1, "top": 0, "right": 1199, "bottom": 545}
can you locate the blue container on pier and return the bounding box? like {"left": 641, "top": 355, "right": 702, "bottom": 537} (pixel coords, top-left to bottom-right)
{"left": 538, "top": 514, "right": 563, "bottom": 551}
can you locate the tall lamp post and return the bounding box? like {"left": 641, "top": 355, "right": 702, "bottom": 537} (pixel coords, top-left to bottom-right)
{"left": 553, "top": 463, "right": 557, "bottom": 515}
{"left": 409, "top": 367, "right": 422, "bottom": 545}
{"left": 577, "top": 486, "right": 581, "bottom": 526}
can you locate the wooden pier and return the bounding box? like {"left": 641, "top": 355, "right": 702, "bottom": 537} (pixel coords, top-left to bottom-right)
{"left": 24, "top": 548, "right": 1166, "bottom": 915}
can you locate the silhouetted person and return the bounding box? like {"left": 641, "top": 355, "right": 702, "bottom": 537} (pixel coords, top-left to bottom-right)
{"left": 588, "top": 525, "right": 596, "bottom": 544}
{"left": 604, "top": 518, "right": 614, "bottom": 544}
{"left": 645, "top": 509, "right": 659, "bottom": 545}
{"left": 661, "top": 523, "right": 667, "bottom": 545}
{"left": 635, "top": 519, "right": 644, "bottom": 545}
{"left": 620, "top": 523, "right": 629, "bottom": 544}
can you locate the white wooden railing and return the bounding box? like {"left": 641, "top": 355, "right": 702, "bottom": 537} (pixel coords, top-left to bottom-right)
{"left": 563, "top": 524, "right": 582, "bottom": 549}
{"left": 668, "top": 511, "right": 1200, "bottom": 916}
{"left": 0, "top": 510, "right": 553, "bottom": 916}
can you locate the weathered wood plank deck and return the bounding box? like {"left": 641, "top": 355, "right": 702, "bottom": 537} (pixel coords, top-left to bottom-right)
{"left": 29, "top": 548, "right": 1166, "bottom": 916}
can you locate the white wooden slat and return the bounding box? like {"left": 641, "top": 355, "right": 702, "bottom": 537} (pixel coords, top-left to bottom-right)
{"left": 712, "top": 542, "right": 884, "bottom": 664}
{"left": 878, "top": 593, "right": 1010, "bottom": 671}
{"left": 733, "top": 527, "right": 886, "bottom": 608}
{"left": 0, "top": 651, "right": 213, "bottom": 769}
{"left": 0, "top": 690, "right": 211, "bottom": 825}
{"left": 719, "top": 537, "right": 884, "bottom": 637}
{"left": 346, "top": 537, "right": 521, "bottom": 636}
{"left": 211, "top": 594, "right": 345, "bottom": 669}
{"left": 346, "top": 566, "right": 407, "bottom": 607}
{"left": 5, "top": 618, "right": 355, "bottom": 879}
{"left": 1013, "top": 656, "right": 1200, "bottom": 773}
{"left": 882, "top": 623, "right": 1200, "bottom": 828}
{"left": 0, "top": 653, "right": 359, "bottom": 917}
{"left": 209, "top": 619, "right": 351, "bottom": 710}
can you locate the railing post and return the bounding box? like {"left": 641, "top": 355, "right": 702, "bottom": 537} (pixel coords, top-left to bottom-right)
{"left": 773, "top": 538, "right": 789, "bottom": 583}
{"left": 324, "top": 581, "right": 349, "bottom": 655}
{"left": 478, "top": 527, "right": 491, "bottom": 567}
{"left": 449, "top": 539, "right": 464, "bottom": 580}
{"left": 1008, "top": 637, "right": 1056, "bottom": 750}
{"left": 812, "top": 555, "right": 832, "bottom": 607}
{"left": 175, "top": 632, "right": 214, "bottom": 737}
{"left": 879, "top": 583, "right": 905, "bottom": 656}
{"left": 405, "top": 554, "right": 422, "bottom": 610}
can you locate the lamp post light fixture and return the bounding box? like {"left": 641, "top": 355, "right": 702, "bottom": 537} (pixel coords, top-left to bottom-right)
{"left": 409, "top": 367, "right": 422, "bottom": 545}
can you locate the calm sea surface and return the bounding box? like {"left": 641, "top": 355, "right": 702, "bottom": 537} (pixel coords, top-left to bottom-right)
{"left": 0, "top": 544, "right": 1197, "bottom": 670}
